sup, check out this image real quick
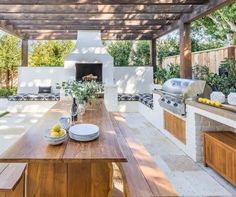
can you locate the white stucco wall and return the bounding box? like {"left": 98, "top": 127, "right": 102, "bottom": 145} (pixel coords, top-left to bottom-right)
{"left": 114, "top": 66, "right": 153, "bottom": 94}
{"left": 17, "top": 66, "right": 153, "bottom": 95}
{"left": 17, "top": 67, "right": 66, "bottom": 94}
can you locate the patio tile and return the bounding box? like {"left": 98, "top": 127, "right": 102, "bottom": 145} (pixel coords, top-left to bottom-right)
{"left": 162, "top": 155, "right": 200, "bottom": 171}
{"left": 121, "top": 113, "right": 235, "bottom": 197}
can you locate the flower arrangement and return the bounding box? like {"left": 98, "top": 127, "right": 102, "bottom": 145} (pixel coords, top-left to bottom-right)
{"left": 57, "top": 80, "right": 103, "bottom": 103}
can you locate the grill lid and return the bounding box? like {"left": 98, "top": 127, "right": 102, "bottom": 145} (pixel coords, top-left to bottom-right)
{"left": 161, "top": 78, "right": 206, "bottom": 98}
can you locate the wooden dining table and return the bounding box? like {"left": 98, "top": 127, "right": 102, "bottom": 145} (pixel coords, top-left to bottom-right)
{"left": 0, "top": 100, "right": 127, "bottom": 197}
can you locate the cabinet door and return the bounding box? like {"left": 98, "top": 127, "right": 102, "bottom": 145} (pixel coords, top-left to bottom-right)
{"left": 204, "top": 134, "right": 236, "bottom": 186}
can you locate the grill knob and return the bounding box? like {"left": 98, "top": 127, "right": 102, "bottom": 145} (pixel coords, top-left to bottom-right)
{"left": 173, "top": 103, "right": 178, "bottom": 107}
{"left": 167, "top": 100, "right": 171, "bottom": 104}
{"left": 161, "top": 98, "right": 165, "bottom": 102}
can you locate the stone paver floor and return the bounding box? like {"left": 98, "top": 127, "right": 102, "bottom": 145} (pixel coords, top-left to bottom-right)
{"left": 121, "top": 113, "right": 236, "bottom": 197}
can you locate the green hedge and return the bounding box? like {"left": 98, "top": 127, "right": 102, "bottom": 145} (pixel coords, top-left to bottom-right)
{"left": 0, "top": 88, "right": 17, "bottom": 97}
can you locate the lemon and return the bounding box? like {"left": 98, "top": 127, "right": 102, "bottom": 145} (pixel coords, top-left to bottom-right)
{"left": 214, "top": 101, "right": 222, "bottom": 107}
{"left": 52, "top": 124, "right": 61, "bottom": 132}
{"left": 210, "top": 100, "right": 215, "bottom": 106}
{"left": 50, "top": 131, "right": 59, "bottom": 137}
{"left": 198, "top": 98, "right": 204, "bottom": 103}
{"left": 59, "top": 130, "right": 65, "bottom": 137}
{"left": 206, "top": 99, "right": 211, "bottom": 105}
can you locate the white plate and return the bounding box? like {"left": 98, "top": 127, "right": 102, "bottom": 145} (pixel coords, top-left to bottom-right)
{"left": 69, "top": 124, "right": 99, "bottom": 137}
{"left": 69, "top": 132, "right": 99, "bottom": 142}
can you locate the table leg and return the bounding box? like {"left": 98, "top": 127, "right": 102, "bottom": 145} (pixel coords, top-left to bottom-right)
{"left": 26, "top": 162, "right": 113, "bottom": 197}
{"left": 68, "top": 161, "right": 113, "bottom": 197}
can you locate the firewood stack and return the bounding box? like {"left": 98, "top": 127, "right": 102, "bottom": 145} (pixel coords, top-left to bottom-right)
{"left": 82, "top": 74, "right": 98, "bottom": 81}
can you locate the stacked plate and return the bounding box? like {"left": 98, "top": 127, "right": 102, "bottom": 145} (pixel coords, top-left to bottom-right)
{"left": 44, "top": 129, "right": 67, "bottom": 145}
{"left": 69, "top": 124, "right": 100, "bottom": 142}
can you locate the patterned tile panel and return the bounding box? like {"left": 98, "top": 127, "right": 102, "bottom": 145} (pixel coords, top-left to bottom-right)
{"left": 8, "top": 93, "right": 60, "bottom": 101}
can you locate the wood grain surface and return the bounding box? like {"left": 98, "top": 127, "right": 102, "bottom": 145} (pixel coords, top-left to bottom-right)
{"left": 204, "top": 132, "right": 236, "bottom": 187}
{"left": 0, "top": 100, "right": 126, "bottom": 163}
{"left": 0, "top": 163, "right": 26, "bottom": 197}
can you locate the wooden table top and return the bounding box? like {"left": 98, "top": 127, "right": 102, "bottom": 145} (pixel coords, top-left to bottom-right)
{"left": 0, "top": 100, "right": 127, "bottom": 163}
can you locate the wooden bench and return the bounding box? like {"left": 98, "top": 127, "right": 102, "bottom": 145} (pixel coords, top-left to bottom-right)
{"left": 0, "top": 163, "right": 27, "bottom": 197}
{"left": 110, "top": 113, "right": 178, "bottom": 197}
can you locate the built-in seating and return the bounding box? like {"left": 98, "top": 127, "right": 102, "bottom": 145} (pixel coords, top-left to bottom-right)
{"left": 110, "top": 113, "right": 178, "bottom": 197}
{"left": 8, "top": 93, "right": 60, "bottom": 101}
{"left": 118, "top": 93, "right": 153, "bottom": 109}
{"left": 0, "top": 163, "right": 27, "bottom": 197}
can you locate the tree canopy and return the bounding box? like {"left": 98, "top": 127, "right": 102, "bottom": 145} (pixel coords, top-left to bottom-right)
{"left": 192, "top": 3, "right": 236, "bottom": 45}
{"left": 0, "top": 34, "right": 21, "bottom": 88}
{"left": 29, "top": 40, "right": 74, "bottom": 67}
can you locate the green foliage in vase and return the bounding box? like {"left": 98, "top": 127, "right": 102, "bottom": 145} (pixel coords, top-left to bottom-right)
{"left": 29, "top": 40, "right": 74, "bottom": 66}
{"left": 57, "top": 80, "right": 103, "bottom": 102}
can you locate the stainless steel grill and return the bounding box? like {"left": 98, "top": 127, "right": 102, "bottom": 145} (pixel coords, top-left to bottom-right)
{"left": 155, "top": 78, "right": 207, "bottom": 115}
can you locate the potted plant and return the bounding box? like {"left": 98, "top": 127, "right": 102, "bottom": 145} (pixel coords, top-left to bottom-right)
{"left": 57, "top": 80, "right": 103, "bottom": 115}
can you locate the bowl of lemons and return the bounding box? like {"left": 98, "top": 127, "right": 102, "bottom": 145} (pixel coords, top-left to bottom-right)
{"left": 44, "top": 123, "right": 67, "bottom": 145}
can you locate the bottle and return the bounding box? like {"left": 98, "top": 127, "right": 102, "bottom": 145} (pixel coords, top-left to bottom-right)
{"left": 71, "top": 98, "right": 78, "bottom": 123}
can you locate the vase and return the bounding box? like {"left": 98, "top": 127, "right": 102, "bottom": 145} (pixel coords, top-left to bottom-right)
{"left": 227, "top": 92, "right": 236, "bottom": 106}
{"left": 210, "top": 91, "right": 226, "bottom": 103}
{"left": 78, "top": 100, "right": 86, "bottom": 116}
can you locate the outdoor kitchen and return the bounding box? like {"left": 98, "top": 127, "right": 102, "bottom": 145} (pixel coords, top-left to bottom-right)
{"left": 115, "top": 76, "right": 236, "bottom": 187}
{"left": 149, "top": 79, "right": 236, "bottom": 187}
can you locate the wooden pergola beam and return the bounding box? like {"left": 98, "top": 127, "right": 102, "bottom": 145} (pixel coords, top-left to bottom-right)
{"left": 0, "top": 0, "right": 208, "bottom": 5}
{"left": 7, "top": 20, "right": 172, "bottom": 26}
{"left": 20, "top": 29, "right": 161, "bottom": 34}
{"left": 0, "top": 5, "right": 193, "bottom": 14}
{"left": 0, "top": 13, "right": 181, "bottom": 21}
{"left": 179, "top": 22, "right": 192, "bottom": 78}
{"left": 0, "top": 20, "right": 23, "bottom": 38}
{"left": 150, "top": 38, "right": 157, "bottom": 73}
{"left": 21, "top": 39, "right": 28, "bottom": 66}
{"left": 15, "top": 25, "right": 163, "bottom": 31}
{"left": 153, "top": 0, "right": 235, "bottom": 38}
{"left": 25, "top": 33, "right": 154, "bottom": 40}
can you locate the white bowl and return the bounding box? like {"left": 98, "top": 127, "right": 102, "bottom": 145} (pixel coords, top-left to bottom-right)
{"left": 44, "top": 129, "right": 67, "bottom": 145}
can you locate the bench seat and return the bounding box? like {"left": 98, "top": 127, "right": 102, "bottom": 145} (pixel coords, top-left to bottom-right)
{"left": 8, "top": 93, "right": 60, "bottom": 101}
{"left": 118, "top": 93, "right": 153, "bottom": 109}
{"left": 0, "top": 163, "right": 27, "bottom": 197}
{"left": 110, "top": 113, "right": 178, "bottom": 197}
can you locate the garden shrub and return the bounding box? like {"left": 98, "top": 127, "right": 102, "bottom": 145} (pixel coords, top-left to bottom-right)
{"left": 0, "top": 87, "right": 17, "bottom": 97}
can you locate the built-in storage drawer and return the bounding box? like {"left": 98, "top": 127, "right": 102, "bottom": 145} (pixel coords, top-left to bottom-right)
{"left": 164, "top": 111, "right": 186, "bottom": 144}
{"left": 204, "top": 132, "right": 236, "bottom": 187}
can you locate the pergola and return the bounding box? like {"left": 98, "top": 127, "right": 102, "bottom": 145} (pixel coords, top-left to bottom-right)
{"left": 0, "top": 0, "right": 234, "bottom": 78}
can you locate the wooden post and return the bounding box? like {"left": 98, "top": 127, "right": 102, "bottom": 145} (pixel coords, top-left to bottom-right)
{"left": 21, "top": 39, "right": 28, "bottom": 67}
{"left": 227, "top": 46, "right": 235, "bottom": 59}
{"left": 150, "top": 38, "right": 157, "bottom": 73}
{"left": 179, "top": 22, "right": 192, "bottom": 79}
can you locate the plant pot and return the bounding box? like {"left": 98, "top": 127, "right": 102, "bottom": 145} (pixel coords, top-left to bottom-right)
{"left": 210, "top": 91, "right": 226, "bottom": 103}
{"left": 227, "top": 92, "right": 236, "bottom": 106}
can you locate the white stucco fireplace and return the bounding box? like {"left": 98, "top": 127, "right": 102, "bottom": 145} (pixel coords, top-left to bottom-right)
{"left": 64, "top": 30, "right": 114, "bottom": 85}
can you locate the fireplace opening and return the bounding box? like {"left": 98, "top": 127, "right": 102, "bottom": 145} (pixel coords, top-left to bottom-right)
{"left": 75, "top": 63, "right": 102, "bottom": 82}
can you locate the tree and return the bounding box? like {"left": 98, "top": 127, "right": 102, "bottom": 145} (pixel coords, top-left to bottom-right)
{"left": 105, "top": 41, "right": 132, "bottom": 66}
{"left": 192, "top": 3, "right": 236, "bottom": 45}
{"left": 0, "top": 34, "right": 21, "bottom": 88}
{"left": 129, "top": 40, "right": 150, "bottom": 66}
{"left": 29, "top": 40, "right": 74, "bottom": 66}
{"left": 156, "top": 38, "right": 180, "bottom": 65}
